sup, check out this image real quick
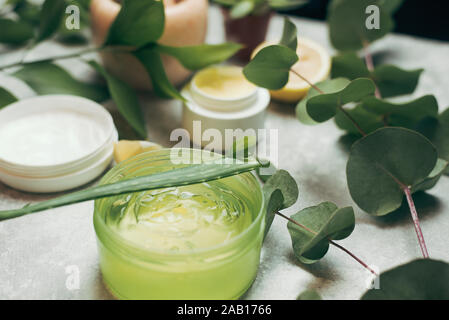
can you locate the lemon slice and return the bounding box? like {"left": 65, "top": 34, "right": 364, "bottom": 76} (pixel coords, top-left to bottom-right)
{"left": 113, "top": 140, "right": 162, "bottom": 163}
{"left": 252, "top": 37, "right": 331, "bottom": 103}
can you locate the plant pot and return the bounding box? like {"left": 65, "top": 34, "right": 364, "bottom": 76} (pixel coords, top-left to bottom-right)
{"left": 90, "top": 0, "right": 208, "bottom": 91}
{"left": 222, "top": 8, "right": 272, "bottom": 62}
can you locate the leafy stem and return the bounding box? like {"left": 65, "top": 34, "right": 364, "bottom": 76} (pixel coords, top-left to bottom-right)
{"left": 337, "top": 105, "right": 367, "bottom": 136}
{"left": 291, "top": 69, "right": 367, "bottom": 136}
{"left": 276, "top": 211, "right": 377, "bottom": 275}
{"left": 362, "top": 40, "right": 381, "bottom": 99}
{"left": 403, "top": 186, "right": 430, "bottom": 258}
{"left": 290, "top": 69, "right": 324, "bottom": 94}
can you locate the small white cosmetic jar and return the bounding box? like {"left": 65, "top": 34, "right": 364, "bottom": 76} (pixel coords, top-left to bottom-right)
{"left": 0, "top": 95, "right": 118, "bottom": 193}
{"left": 181, "top": 65, "right": 270, "bottom": 151}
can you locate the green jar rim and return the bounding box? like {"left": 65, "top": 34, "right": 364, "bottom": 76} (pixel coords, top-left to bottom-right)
{"left": 93, "top": 148, "right": 265, "bottom": 262}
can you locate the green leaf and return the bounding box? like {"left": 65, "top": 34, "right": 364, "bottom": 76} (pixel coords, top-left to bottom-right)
{"left": 297, "top": 290, "right": 322, "bottom": 300}
{"left": 327, "top": 0, "right": 395, "bottom": 51}
{"left": 331, "top": 53, "right": 423, "bottom": 98}
{"left": 0, "top": 18, "right": 34, "bottom": 45}
{"left": 134, "top": 47, "right": 184, "bottom": 100}
{"left": 296, "top": 78, "right": 350, "bottom": 125}
{"left": 372, "top": 65, "right": 423, "bottom": 98}
{"left": 243, "top": 45, "right": 299, "bottom": 90}
{"left": 306, "top": 78, "right": 376, "bottom": 123}
{"left": 104, "top": 0, "right": 164, "bottom": 47}
{"left": 416, "top": 117, "right": 449, "bottom": 163}
{"left": 346, "top": 127, "right": 438, "bottom": 216}
{"left": 361, "top": 259, "right": 449, "bottom": 300}
{"left": 36, "top": 0, "right": 66, "bottom": 43}
{"left": 154, "top": 43, "right": 242, "bottom": 71}
{"left": 0, "top": 87, "right": 18, "bottom": 109}
{"left": 279, "top": 18, "right": 297, "bottom": 51}
{"left": 287, "top": 202, "right": 355, "bottom": 264}
{"left": 262, "top": 170, "right": 299, "bottom": 238}
{"left": 15, "top": 1, "right": 41, "bottom": 25}
{"left": 256, "top": 160, "right": 277, "bottom": 183}
{"left": 263, "top": 170, "right": 299, "bottom": 208}
{"left": 88, "top": 61, "right": 147, "bottom": 139}
{"left": 331, "top": 52, "right": 370, "bottom": 80}
{"left": 361, "top": 95, "right": 439, "bottom": 128}
{"left": 230, "top": 0, "right": 254, "bottom": 19}
{"left": 0, "top": 150, "right": 262, "bottom": 221}
{"left": 13, "top": 62, "right": 109, "bottom": 102}
{"left": 269, "top": 0, "right": 309, "bottom": 10}
{"left": 440, "top": 108, "right": 449, "bottom": 124}
{"left": 411, "top": 159, "right": 449, "bottom": 193}
{"left": 264, "top": 189, "right": 284, "bottom": 239}
{"left": 334, "top": 104, "right": 383, "bottom": 136}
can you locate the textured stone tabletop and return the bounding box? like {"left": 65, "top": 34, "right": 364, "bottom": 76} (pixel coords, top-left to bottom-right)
{"left": 1, "top": 7, "right": 449, "bottom": 300}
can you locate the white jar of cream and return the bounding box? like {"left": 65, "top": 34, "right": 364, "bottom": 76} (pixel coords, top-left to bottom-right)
{"left": 181, "top": 66, "right": 270, "bottom": 151}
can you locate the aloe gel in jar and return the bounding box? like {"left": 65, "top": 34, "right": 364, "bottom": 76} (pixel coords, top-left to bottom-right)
{"left": 94, "top": 149, "right": 265, "bottom": 299}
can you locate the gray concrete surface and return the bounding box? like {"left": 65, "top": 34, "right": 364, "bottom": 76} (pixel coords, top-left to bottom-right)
{"left": 1, "top": 7, "right": 448, "bottom": 299}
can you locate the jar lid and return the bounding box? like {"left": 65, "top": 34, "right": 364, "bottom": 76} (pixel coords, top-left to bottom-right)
{"left": 0, "top": 95, "right": 118, "bottom": 193}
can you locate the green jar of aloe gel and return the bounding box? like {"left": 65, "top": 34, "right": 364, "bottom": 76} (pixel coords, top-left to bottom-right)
{"left": 93, "top": 148, "right": 265, "bottom": 299}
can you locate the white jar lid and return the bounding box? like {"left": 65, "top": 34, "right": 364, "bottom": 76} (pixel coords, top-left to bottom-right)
{"left": 0, "top": 95, "right": 118, "bottom": 193}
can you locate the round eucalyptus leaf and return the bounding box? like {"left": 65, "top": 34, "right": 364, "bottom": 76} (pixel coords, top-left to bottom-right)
{"left": 347, "top": 127, "right": 438, "bottom": 216}
{"left": 334, "top": 104, "right": 383, "bottom": 136}
{"left": 264, "top": 189, "right": 284, "bottom": 239}
{"left": 331, "top": 52, "right": 370, "bottom": 80}
{"left": 279, "top": 18, "right": 298, "bottom": 51}
{"left": 263, "top": 170, "right": 299, "bottom": 209}
{"left": 296, "top": 78, "right": 350, "bottom": 125}
{"left": 306, "top": 78, "right": 376, "bottom": 123}
{"left": 331, "top": 53, "right": 423, "bottom": 99}
{"left": 361, "top": 95, "right": 438, "bottom": 129}
{"left": 416, "top": 117, "right": 449, "bottom": 163}
{"left": 411, "top": 159, "right": 448, "bottom": 193}
{"left": 287, "top": 202, "right": 355, "bottom": 264}
{"left": 372, "top": 65, "right": 423, "bottom": 98}
{"left": 362, "top": 259, "right": 449, "bottom": 300}
{"left": 243, "top": 45, "right": 298, "bottom": 90}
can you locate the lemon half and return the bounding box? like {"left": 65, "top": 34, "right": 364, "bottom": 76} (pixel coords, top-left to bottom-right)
{"left": 252, "top": 37, "right": 331, "bottom": 103}
{"left": 113, "top": 140, "right": 162, "bottom": 163}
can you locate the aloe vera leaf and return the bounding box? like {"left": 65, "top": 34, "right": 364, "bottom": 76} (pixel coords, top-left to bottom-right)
{"left": 0, "top": 156, "right": 261, "bottom": 221}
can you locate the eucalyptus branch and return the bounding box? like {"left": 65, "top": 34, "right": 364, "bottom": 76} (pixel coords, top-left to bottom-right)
{"left": 403, "top": 187, "right": 430, "bottom": 258}
{"left": 290, "top": 69, "right": 324, "bottom": 94}
{"left": 290, "top": 69, "right": 367, "bottom": 136}
{"left": 337, "top": 106, "right": 367, "bottom": 136}
{"left": 362, "top": 41, "right": 381, "bottom": 99}
{"left": 276, "top": 211, "right": 377, "bottom": 275}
